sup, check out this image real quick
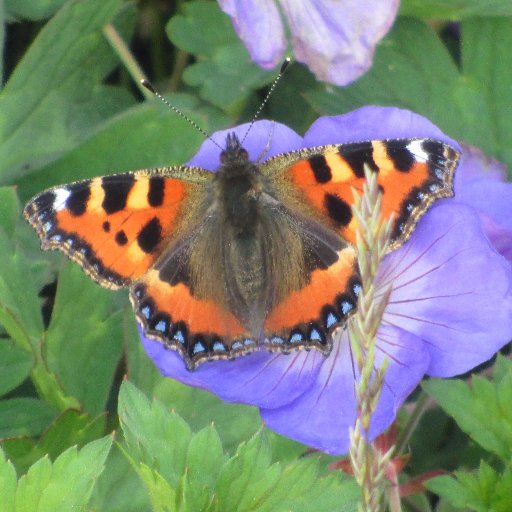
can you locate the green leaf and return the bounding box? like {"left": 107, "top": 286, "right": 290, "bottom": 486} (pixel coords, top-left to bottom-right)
{"left": 152, "top": 377, "right": 262, "bottom": 454}
{"left": 216, "top": 431, "right": 358, "bottom": 512}
{"left": 0, "top": 187, "right": 19, "bottom": 237}
{"left": 2, "top": 409, "right": 105, "bottom": 475}
{"left": 183, "top": 44, "right": 271, "bottom": 112}
{"left": 0, "top": 228, "right": 45, "bottom": 353}
{"left": 461, "top": 17, "right": 512, "bottom": 165}
{"left": 167, "top": 2, "right": 273, "bottom": 112}
{"left": 5, "top": 0, "right": 67, "bottom": 21}
{"left": 15, "top": 435, "right": 112, "bottom": 511}
{"left": 183, "top": 426, "right": 227, "bottom": 511}
{"left": 423, "top": 372, "right": 512, "bottom": 461}
{"left": 400, "top": 0, "right": 512, "bottom": 19}
{"left": 167, "top": 1, "right": 237, "bottom": 56}
{"left": 492, "top": 354, "right": 512, "bottom": 383}
{"left": 427, "top": 462, "right": 512, "bottom": 512}
{"left": 0, "top": 341, "right": 33, "bottom": 396}
{"left": 44, "top": 263, "right": 124, "bottom": 415}
{"left": 0, "top": 398, "right": 57, "bottom": 438}
{"left": 17, "top": 98, "right": 204, "bottom": 202}
{"left": 215, "top": 430, "right": 280, "bottom": 511}
{"left": 90, "top": 443, "right": 151, "bottom": 512}
{"left": 0, "top": 447, "right": 17, "bottom": 511}
{"left": 118, "top": 380, "right": 192, "bottom": 487}
{"left": 253, "top": 458, "right": 359, "bottom": 512}
{"left": 0, "top": 0, "right": 130, "bottom": 184}
{"left": 0, "top": 4, "right": 4, "bottom": 83}
{"left": 118, "top": 382, "right": 357, "bottom": 512}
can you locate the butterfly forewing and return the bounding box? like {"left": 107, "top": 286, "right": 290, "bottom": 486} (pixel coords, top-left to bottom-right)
{"left": 262, "top": 138, "right": 459, "bottom": 250}
{"left": 23, "top": 167, "right": 211, "bottom": 288}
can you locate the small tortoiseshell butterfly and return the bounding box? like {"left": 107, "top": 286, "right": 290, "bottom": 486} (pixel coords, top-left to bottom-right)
{"left": 24, "top": 123, "right": 459, "bottom": 370}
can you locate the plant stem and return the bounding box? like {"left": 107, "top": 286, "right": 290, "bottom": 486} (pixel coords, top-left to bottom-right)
{"left": 103, "top": 23, "right": 152, "bottom": 99}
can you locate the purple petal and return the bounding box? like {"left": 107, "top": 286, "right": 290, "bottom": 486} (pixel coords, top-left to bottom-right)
{"left": 303, "top": 106, "right": 460, "bottom": 149}
{"left": 187, "top": 120, "right": 303, "bottom": 170}
{"left": 380, "top": 202, "right": 512, "bottom": 377}
{"left": 455, "top": 144, "right": 507, "bottom": 184}
{"left": 454, "top": 145, "right": 512, "bottom": 261}
{"left": 261, "top": 325, "right": 429, "bottom": 454}
{"left": 279, "top": 0, "right": 399, "bottom": 86}
{"left": 141, "top": 330, "right": 323, "bottom": 409}
{"left": 218, "top": 0, "right": 286, "bottom": 69}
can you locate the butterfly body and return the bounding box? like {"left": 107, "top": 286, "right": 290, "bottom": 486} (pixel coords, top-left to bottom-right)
{"left": 24, "top": 129, "right": 459, "bottom": 370}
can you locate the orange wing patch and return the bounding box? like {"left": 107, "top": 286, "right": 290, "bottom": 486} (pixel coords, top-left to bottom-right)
{"left": 23, "top": 170, "right": 206, "bottom": 288}
{"left": 264, "top": 245, "right": 360, "bottom": 355}
{"left": 131, "top": 270, "right": 256, "bottom": 370}
{"left": 278, "top": 138, "right": 459, "bottom": 250}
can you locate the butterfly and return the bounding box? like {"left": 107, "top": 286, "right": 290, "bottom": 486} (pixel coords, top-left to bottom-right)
{"left": 24, "top": 129, "right": 459, "bottom": 370}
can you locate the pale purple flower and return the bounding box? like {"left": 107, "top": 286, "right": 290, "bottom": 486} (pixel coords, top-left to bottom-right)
{"left": 453, "top": 145, "right": 512, "bottom": 263}
{"left": 139, "top": 107, "right": 512, "bottom": 454}
{"left": 218, "top": 0, "right": 400, "bottom": 86}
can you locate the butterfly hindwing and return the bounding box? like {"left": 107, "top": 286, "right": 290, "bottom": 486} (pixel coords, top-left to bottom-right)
{"left": 263, "top": 244, "right": 361, "bottom": 355}
{"left": 262, "top": 138, "right": 459, "bottom": 250}
{"left": 131, "top": 269, "right": 257, "bottom": 370}
{"left": 23, "top": 167, "right": 212, "bottom": 288}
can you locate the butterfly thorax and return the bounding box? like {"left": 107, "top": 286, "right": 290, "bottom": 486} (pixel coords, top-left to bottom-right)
{"left": 215, "top": 133, "right": 263, "bottom": 235}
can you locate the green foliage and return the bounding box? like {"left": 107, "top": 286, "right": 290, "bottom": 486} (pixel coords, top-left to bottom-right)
{"left": 1, "top": 0, "right": 511, "bottom": 509}
{"left": 400, "top": 0, "right": 512, "bottom": 19}
{"left": 422, "top": 357, "right": 512, "bottom": 508}
{"left": 427, "top": 462, "right": 512, "bottom": 511}
{"left": 118, "top": 381, "right": 358, "bottom": 512}
{"left": 167, "top": 2, "right": 274, "bottom": 113}
{"left": 0, "top": 0, "right": 130, "bottom": 186}
{"left": 0, "top": 436, "right": 112, "bottom": 511}
{"left": 5, "top": 0, "right": 68, "bottom": 22}
{"left": 0, "top": 342, "right": 33, "bottom": 397}
{"left": 423, "top": 357, "right": 512, "bottom": 461}
{"left": 44, "top": 263, "right": 124, "bottom": 416}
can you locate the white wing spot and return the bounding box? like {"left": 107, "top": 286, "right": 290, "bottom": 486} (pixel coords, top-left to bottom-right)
{"left": 52, "top": 188, "right": 71, "bottom": 211}
{"left": 407, "top": 140, "right": 429, "bottom": 162}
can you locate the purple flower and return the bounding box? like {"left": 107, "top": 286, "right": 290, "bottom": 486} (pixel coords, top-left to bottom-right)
{"left": 218, "top": 0, "right": 399, "bottom": 86}
{"left": 139, "top": 107, "right": 512, "bottom": 454}
{"left": 453, "top": 145, "right": 512, "bottom": 263}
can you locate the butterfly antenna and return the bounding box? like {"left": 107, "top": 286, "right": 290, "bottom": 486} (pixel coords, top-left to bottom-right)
{"left": 140, "top": 79, "right": 223, "bottom": 150}
{"left": 240, "top": 58, "right": 291, "bottom": 145}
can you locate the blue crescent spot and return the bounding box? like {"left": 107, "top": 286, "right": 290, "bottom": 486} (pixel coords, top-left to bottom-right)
{"left": 289, "top": 332, "right": 303, "bottom": 343}
{"left": 326, "top": 312, "right": 338, "bottom": 328}
{"left": 243, "top": 338, "right": 254, "bottom": 346}
{"left": 193, "top": 341, "right": 206, "bottom": 354}
{"left": 232, "top": 341, "right": 243, "bottom": 350}
{"left": 270, "top": 336, "right": 284, "bottom": 344}
{"left": 340, "top": 300, "right": 354, "bottom": 315}
{"left": 173, "top": 330, "right": 185, "bottom": 344}
{"left": 141, "top": 306, "right": 151, "bottom": 319}
{"left": 212, "top": 341, "right": 225, "bottom": 352}
{"left": 309, "top": 328, "right": 322, "bottom": 341}
{"left": 154, "top": 320, "right": 167, "bottom": 333}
